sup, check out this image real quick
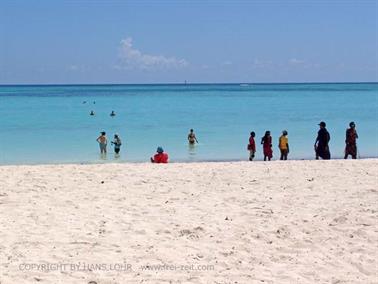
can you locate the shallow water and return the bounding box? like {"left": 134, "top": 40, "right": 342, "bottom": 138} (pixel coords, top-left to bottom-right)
{"left": 0, "top": 83, "right": 377, "bottom": 164}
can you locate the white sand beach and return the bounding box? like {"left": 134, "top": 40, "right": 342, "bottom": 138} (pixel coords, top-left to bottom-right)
{"left": 0, "top": 159, "right": 377, "bottom": 284}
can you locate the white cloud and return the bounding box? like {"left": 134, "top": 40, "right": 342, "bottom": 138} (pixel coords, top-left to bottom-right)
{"left": 68, "top": 65, "right": 79, "bottom": 71}
{"left": 221, "top": 61, "right": 233, "bottom": 66}
{"left": 251, "top": 59, "right": 274, "bottom": 69}
{"left": 289, "top": 58, "right": 306, "bottom": 65}
{"left": 117, "top": 37, "right": 188, "bottom": 70}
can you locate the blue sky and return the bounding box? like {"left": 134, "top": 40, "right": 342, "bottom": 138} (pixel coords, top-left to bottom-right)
{"left": 0, "top": 0, "right": 377, "bottom": 84}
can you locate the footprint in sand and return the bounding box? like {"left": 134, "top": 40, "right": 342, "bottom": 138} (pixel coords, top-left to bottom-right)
{"left": 179, "top": 227, "right": 204, "bottom": 240}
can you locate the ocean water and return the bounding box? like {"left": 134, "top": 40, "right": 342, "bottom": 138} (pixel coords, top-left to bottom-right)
{"left": 0, "top": 83, "right": 377, "bottom": 164}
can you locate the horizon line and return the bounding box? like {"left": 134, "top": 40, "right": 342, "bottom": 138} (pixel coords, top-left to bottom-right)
{"left": 0, "top": 81, "right": 377, "bottom": 87}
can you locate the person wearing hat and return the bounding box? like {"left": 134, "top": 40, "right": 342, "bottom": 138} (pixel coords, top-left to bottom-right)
{"left": 261, "top": 131, "right": 273, "bottom": 161}
{"left": 96, "top": 131, "right": 108, "bottom": 154}
{"left": 344, "top": 121, "right": 358, "bottom": 159}
{"left": 111, "top": 133, "right": 122, "bottom": 154}
{"left": 150, "top": 146, "right": 169, "bottom": 163}
{"left": 314, "top": 122, "right": 331, "bottom": 160}
{"left": 278, "top": 130, "right": 289, "bottom": 160}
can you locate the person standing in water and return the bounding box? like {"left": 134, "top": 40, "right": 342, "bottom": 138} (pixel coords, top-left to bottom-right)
{"left": 344, "top": 121, "right": 358, "bottom": 159}
{"left": 247, "top": 131, "right": 256, "bottom": 161}
{"left": 314, "top": 121, "right": 331, "bottom": 160}
{"left": 261, "top": 131, "right": 273, "bottom": 161}
{"left": 111, "top": 134, "right": 122, "bottom": 154}
{"left": 188, "top": 129, "right": 199, "bottom": 145}
{"left": 278, "top": 130, "right": 289, "bottom": 160}
{"left": 96, "top": 131, "right": 108, "bottom": 154}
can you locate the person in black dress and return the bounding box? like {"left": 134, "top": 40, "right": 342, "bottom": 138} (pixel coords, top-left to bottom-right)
{"left": 314, "top": 121, "right": 331, "bottom": 160}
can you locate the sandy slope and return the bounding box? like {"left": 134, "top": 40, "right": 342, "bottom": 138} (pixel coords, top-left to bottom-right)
{"left": 0, "top": 159, "right": 377, "bottom": 284}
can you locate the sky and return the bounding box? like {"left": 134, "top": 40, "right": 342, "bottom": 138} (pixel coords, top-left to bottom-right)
{"left": 0, "top": 0, "right": 377, "bottom": 84}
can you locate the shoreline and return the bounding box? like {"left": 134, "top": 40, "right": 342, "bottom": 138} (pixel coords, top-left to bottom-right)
{"left": 1, "top": 156, "right": 377, "bottom": 167}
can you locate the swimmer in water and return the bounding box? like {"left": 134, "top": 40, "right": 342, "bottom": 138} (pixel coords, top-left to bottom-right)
{"left": 90, "top": 110, "right": 95, "bottom": 116}
{"left": 187, "top": 129, "right": 198, "bottom": 145}
{"left": 110, "top": 111, "right": 116, "bottom": 117}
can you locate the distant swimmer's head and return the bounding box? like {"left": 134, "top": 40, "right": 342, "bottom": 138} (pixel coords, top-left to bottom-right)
{"left": 157, "top": 146, "right": 164, "bottom": 153}
{"left": 101, "top": 131, "right": 106, "bottom": 136}
{"left": 250, "top": 131, "right": 255, "bottom": 137}
{"left": 282, "top": 130, "right": 288, "bottom": 136}
{"left": 349, "top": 121, "right": 355, "bottom": 128}
{"left": 318, "top": 121, "right": 326, "bottom": 128}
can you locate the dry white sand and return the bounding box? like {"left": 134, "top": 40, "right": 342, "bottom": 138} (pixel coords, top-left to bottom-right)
{"left": 0, "top": 159, "right": 377, "bottom": 284}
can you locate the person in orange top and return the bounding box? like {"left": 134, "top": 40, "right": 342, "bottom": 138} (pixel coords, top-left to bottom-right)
{"left": 150, "top": 146, "right": 169, "bottom": 163}
{"left": 247, "top": 131, "right": 256, "bottom": 161}
{"left": 278, "top": 130, "right": 289, "bottom": 160}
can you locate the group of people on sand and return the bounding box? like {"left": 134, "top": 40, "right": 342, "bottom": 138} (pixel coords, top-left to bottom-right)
{"left": 314, "top": 121, "right": 359, "bottom": 160}
{"left": 248, "top": 121, "right": 359, "bottom": 161}
{"left": 247, "top": 130, "right": 289, "bottom": 161}
{"left": 96, "top": 122, "right": 359, "bottom": 163}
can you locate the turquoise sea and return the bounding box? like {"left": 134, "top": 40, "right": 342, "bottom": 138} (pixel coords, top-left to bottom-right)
{"left": 0, "top": 83, "right": 377, "bottom": 164}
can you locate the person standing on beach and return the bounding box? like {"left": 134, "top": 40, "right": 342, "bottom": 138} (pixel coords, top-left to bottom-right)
{"left": 261, "top": 131, "right": 273, "bottom": 161}
{"left": 278, "top": 130, "right": 289, "bottom": 160}
{"left": 96, "top": 132, "right": 108, "bottom": 154}
{"left": 247, "top": 131, "right": 256, "bottom": 161}
{"left": 111, "top": 134, "right": 122, "bottom": 154}
{"left": 314, "top": 121, "right": 331, "bottom": 160}
{"left": 188, "top": 129, "right": 199, "bottom": 145}
{"left": 344, "top": 121, "right": 358, "bottom": 159}
{"left": 151, "top": 147, "right": 169, "bottom": 163}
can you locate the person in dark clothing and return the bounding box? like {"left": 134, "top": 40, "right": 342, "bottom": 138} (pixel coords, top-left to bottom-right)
{"left": 314, "top": 121, "right": 331, "bottom": 160}
{"left": 261, "top": 131, "right": 273, "bottom": 161}
{"left": 344, "top": 121, "right": 358, "bottom": 159}
{"left": 111, "top": 134, "right": 122, "bottom": 154}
